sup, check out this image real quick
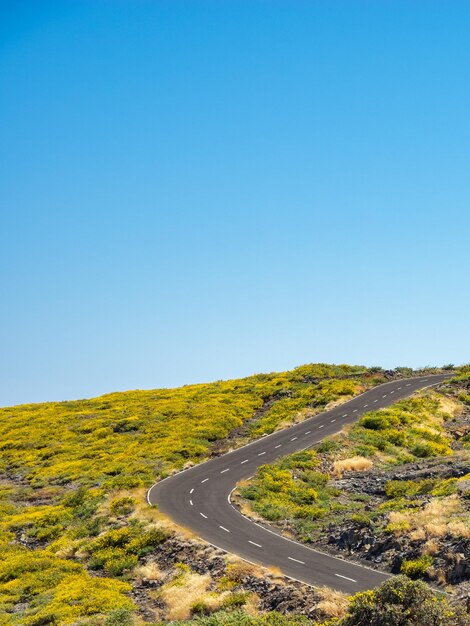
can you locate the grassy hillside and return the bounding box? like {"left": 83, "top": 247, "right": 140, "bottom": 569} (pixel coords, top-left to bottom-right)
{"left": 0, "top": 363, "right": 384, "bottom": 625}
{"left": 237, "top": 371, "right": 470, "bottom": 588}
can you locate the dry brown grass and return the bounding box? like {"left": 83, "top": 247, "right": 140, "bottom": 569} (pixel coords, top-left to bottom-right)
{"left": 135, "top": 561, "right": 163, "bottom": 582}
{"left": 437, "top": 394, "right": 463, "bottom": 418}
{"left": 388, "top": 495, "right": 469, "bottom": 541}
{"left": 333, "top": 456, "right": 373, "bottom": 477}
{"left": 423, "top": 539, "right": 440, "bottom": 556}
{"left": 447, "top": 521, "right": 470, "bottom": 538}
{"left": 265, "top": 565, "right": 285, "bottom": 580}
{"left": 160, "top": 572, "right": 227, "bottom": 620}
{"left": 316, "top": 586, "right": 348, "bottom": 618}
{"left": 243, "top": 593, "right": 261, "bottom": 616}
{"left": 388, "top": 511, "right": 407, "bottom": 525}
{"left": 425, "top": 522, "right": 448, "bottom": 538}
{"left": 225, "top": 560, "right": 257, "bottom": 582}
{"left": 409, "top": 528, "right": 426, "bottom": 541}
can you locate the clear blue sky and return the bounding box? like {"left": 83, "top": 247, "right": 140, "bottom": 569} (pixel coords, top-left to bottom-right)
{"left": 1, "top": 1, "right": 469, "bottom": 407}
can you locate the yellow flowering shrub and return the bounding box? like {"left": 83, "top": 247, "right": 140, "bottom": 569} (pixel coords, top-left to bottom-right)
{"left": 0, "top": 363, "right": 376, "bottom": 624}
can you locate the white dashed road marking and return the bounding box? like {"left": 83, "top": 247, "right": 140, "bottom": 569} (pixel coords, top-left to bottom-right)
{"left": 331, "top": 419, "right": 336, "bottom": 423}
{"left": 248, "top": 540, "right": 262, "bottom": 547}
{"left": 201, "top": 478, "right": 209, "bottom": 483}
{"left": 291, "top": 437, "right": 298, "bottom": 441}
{"left": 221, "top": 468, "right": 229, "bottom": 473}
{"left": 275, "top": 444, "right": 282, "bottom": 449}
{"left": 305, "top": 431, "right": 311, "bottom": 435}
{"left": 189, "top": 500, "right": 193, "bottom": 506}
{"left": 288, "top": 557, "right": 305, "bottom": 565}
{"left": 241, "top": 459, "right": 249, "bottom": 464}
{"left": 219, "top": 526, "right": 230, "bottom": 533}
{"left": 200, "top": 512, "right": 208, "bottom": 519}
{"left": 190, "top": 488, "right": 194, "bottom": 494}
{"left": 335, "top": 574, "right": 357, "bottom": 583}
{"left": 258, "top": 452, "right": 266, "bottom": 456}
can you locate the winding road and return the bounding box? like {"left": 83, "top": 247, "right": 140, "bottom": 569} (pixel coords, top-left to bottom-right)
{"left": 147, "top": 374, "right": 451, "bottom": 593}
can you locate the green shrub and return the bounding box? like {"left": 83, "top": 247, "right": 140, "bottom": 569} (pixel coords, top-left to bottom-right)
{"left": 191, "top": 601, "right": 212, "bottom": 616}
{"left": 104, "top": 608, "right": 135, "bottom": 626}
{"left": 316, "top": 439, "right": 341, "bottom": 453}
{"left": 385, "top": 480, "right": 420, "bottom": 498}
{"left": 342, "top": 575, "right": 470, "bottom": 626}
{"left": 400, "top": 555, "right": 433, "bottom": 578}
{"left": 431, "top": 478, "right": 458, "bottom": 497}
{"left": 350, "top": 513, "right": 372, "bottom": 527}
{"left": 411, "top": 442, "right": 443, "bottom": 458}
{"left": 222, "top": 592, "right": 250, "bottom": 609}
{"left": 109, "top": 496, "right": 135, "bottom": 516}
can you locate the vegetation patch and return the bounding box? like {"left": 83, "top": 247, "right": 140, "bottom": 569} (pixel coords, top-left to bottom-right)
{"left": 236, "top": 372, "right": 470, "bottom": 587}
{"left": 0, "top": 363, "right": 380, "bottom": 624}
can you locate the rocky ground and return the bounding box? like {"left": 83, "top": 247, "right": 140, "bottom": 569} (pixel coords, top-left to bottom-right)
{"left": 131, "top": 535, "right": 342, "bottom": 622}
{"left": 320, "top": 400, "right": 470, "bottom": 588}
{"left": 323, "top": 455, "right": 470, "bottom": 579}
{"left": 234, "top": 379, "right": 470, "bottom": 608}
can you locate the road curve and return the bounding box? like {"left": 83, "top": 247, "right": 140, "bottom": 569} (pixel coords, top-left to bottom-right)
{"left": 147, "top": 374, "right": 451, "bottom": 594}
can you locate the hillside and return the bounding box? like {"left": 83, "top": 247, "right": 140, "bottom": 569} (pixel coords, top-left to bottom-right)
{"left": 236, "top": 373, "right": 470, "bottom": 591}
{"left": 0, "top": 364, "right": 467, "bottom": 625}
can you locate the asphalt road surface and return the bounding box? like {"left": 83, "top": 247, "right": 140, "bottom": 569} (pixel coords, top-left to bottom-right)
{"left": 147, "top": 373, "right": 452, "bottom": 593}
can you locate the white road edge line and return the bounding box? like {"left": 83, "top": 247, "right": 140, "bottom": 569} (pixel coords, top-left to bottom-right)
{"left": 146, "top": 375, "right": 451, "bottom": 587}
{"left": 227, "top": 487, "right": 392, "bottom": 582}
{"left": 288, "top": 557, "right": 305, "bottom": 565}
{"left": 147, "top": 375, "right": 450, "bottom": 506}
{"left": 335, "top": 574, "right": 357, "bottom": 583}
